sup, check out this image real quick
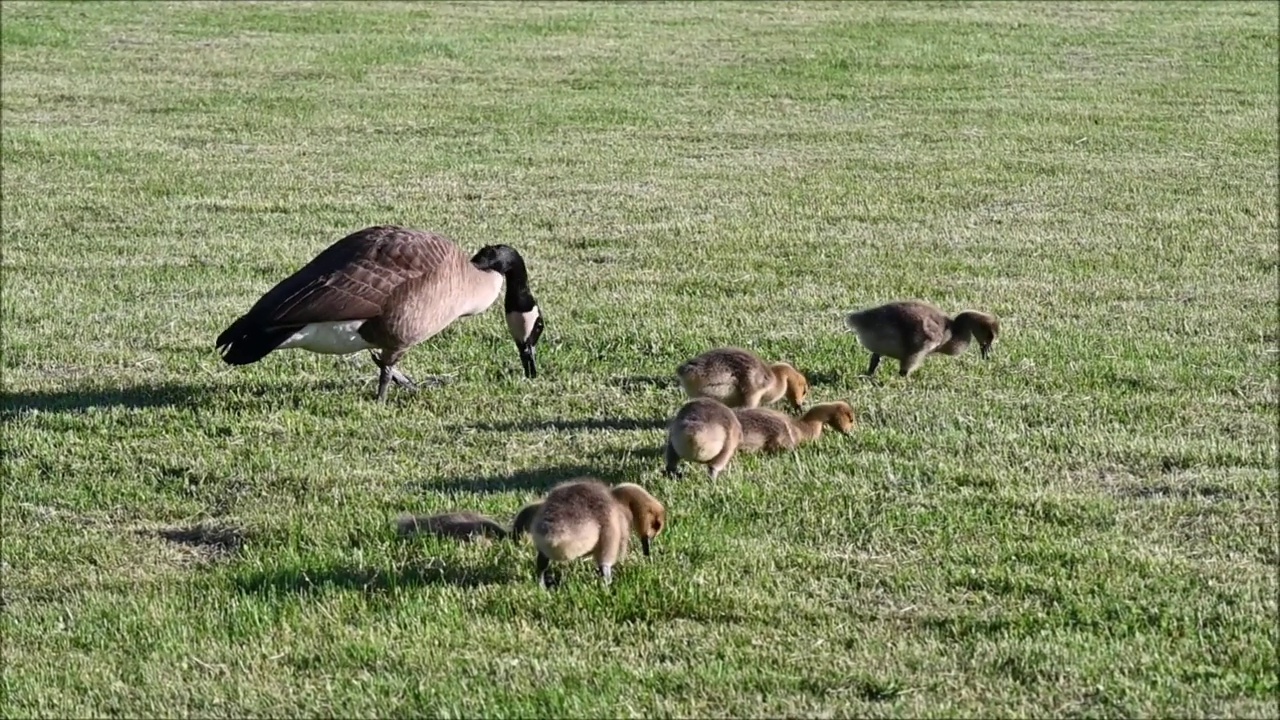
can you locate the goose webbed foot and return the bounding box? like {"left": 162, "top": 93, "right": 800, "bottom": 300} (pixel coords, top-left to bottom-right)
{"left": 368, "top": 351, "right": 453, "bottom": 401}
{"left": 370, "top": 352, "right": 416, "bottom": 402}
{"left": 388, "top": 367, "right": 417, "bottom": 390}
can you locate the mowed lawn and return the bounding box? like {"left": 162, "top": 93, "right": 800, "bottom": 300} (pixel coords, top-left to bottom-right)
{"left": 2, "top": 1, "right": 1277, "bottom": 716}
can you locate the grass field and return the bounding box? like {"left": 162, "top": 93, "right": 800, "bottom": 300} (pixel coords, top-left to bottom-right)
{"left": 2, "top": 1, "right": 1278, "bottom": 716}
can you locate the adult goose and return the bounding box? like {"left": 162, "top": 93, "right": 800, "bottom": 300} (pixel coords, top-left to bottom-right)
{"left": 215, "top": 225, "right": 544, "bottom": 400}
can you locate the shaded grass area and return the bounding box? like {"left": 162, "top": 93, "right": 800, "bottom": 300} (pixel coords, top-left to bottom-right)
{"left": 2, "top": 1, "right": 1277, "bottom": 717}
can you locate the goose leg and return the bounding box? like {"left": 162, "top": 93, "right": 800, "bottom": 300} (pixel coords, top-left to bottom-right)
{"left": 899, "top": 351, "right": 927, "bottom": 378}
{"left": 376, "top": 364, "right": 394, "bottom": 402}
{"left": 369, "top": 350, "right": 419, "bottom": 401}
{"left": 663, "top": 440, "right": 683, "bottom": 478}
{"left": 707, "top": 440, "right": 736, "bottom": 480}
{"left": 368, "top": 351, "right": 452, "bottom": 399}
{"left": 535, "top": 551, "right": 552, "bottom": 589}
{"left": 865, "top": 353, "right": 882, "bottom": 376}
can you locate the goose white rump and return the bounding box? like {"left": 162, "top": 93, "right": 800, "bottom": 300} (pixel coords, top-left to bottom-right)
{"left": 279, "top": 321, "right": 375, "bottom": 355}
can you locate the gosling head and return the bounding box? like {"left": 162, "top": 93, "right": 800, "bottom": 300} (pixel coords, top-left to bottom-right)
{"left": 824, "top": 401, "right": 857, "bottom": 434}
{"left": 773, "top": 363, "right": 809, "bottom": 409}
{"left": 611, "top": 483, "right": 666, "bottom": 557}
{"left": 802, "top": 401, "right": 856, "bottom": 435}
{"left": 473, "top": 244, "right": 544, "bottom": 379}
{"left": 955, "top": 311, "right": 1000, "bottom": 359}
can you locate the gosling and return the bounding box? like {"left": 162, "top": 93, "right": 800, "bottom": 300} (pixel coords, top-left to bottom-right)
{"left": 664, "top": 397, "right": 743, "bottom": 479}
{"left": 676, "top": 347, "right": 808, "bottom": 409}
{"left": 527, "top": 479, "right": 666, "bottom": 588}
{"left": 665, "top": 399, "right": 855, "bottom": 477}
{"left": 736, "top": 401, "right": 857, "bottom": 454}
{"left": 395, "top": 511, "right": 508, "bottom": 541}
{"left": 844, "top": 300, "right": 1000, "bottom": 378}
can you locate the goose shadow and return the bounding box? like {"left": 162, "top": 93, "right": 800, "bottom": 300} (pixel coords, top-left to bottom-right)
{"left": 457, "top": 416, "right": 667, "bottom": 433}
{"left": 801, "top": 370, "right": 843, "bottom": 386}
{"left": 234, "top": 558, "right": 519, "bottom": 594}
{"left": 408, "top": 463, "right": 614, "bottom": 495}
{"left": 612, "top": 375, "right": 679, "bottom": 391}
{"left": 1, "top": 376, "right": 388, "bottom": 419}
{"left": 2, "top": 382, "right": 215, "bottom": 418}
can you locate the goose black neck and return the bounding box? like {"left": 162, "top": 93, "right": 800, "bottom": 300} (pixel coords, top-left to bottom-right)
{"left": 471, "top": 244, "right": 535, "bottom": 312}
{"left": 503, "top": 269, "right": 536, "bottom": 313}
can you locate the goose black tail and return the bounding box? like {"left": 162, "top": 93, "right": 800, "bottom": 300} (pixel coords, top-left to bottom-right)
{"left": 215, "top": 316, "right": 297, "bottom": 366}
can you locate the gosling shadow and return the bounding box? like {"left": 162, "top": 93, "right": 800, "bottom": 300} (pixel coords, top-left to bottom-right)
{"left": 801, "top": 370, "right": 843, "bottom": 387}
{"left": 458, "top": 416, "right": 666, "bottom": 433}
{"left": 410, "top": 463, "right": 613, "bottom": 495}
{"left": 2, "top": 381, "right": 215, "bottom": 418}
{"left": 612, "top": 375, "right": 679, "bottom": 391}
{"left": 234, "top": 558, "right": 518, "bottom": 594}
{"left": 149, "top": 522, "right": 247, "bottom": 560}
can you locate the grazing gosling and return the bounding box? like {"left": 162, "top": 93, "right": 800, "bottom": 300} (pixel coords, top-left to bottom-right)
{"left": 664, "top": 397, "right": 743, "bottom": 479}
{"left": 395, "top": 511, "right": 508, "bottom": 541}
{"left": 736, "top": 401, "right": 857, "bottom": 454}
{"left": 527, "top": 479, "right": 665, "bottom": 588}
{"left": 610, "top": 482, "right": 667, "bottom": 558}
{"left": 844, "top": 300, "right": 1000, "bottom": 378}
{"left": 676, "top": 347, "right": 808, "bottom": 409}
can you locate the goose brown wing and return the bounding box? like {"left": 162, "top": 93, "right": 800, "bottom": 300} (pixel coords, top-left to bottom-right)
{"left": 243, "top": 226, "right": 462, "bottom": 329}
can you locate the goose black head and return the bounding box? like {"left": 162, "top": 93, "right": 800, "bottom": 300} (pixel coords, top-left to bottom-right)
{"left": 470, "top": 244, "right": 526, "bottom": 277}
{"left": 474, "top": 245, "right": 543, "bottom": 379}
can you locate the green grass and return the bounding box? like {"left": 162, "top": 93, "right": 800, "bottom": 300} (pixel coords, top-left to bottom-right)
{"left": 2, "top": 0, "right": 1277, "bottom": 716}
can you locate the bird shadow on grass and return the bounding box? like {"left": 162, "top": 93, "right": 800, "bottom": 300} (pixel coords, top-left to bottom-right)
{"left": 455, "top": 416, "right": 667, "bottom": 433}
{"left": 234, "top": 558, "right": 520, "bottom": 594}
{"left": 1, "top": 382, "right": 217, "bottom": 418}
{"left": 413, "top": 463, "right": 615, "bottom": 495}
{"left": 802, "top": 370, "right": 844, "bottom": 387}
{"left": 611, "top": 374, "right": 679, "bottom": 392}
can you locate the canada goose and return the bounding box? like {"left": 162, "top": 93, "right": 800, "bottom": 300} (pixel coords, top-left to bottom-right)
{"left": 215, "top": 225, "right": 545, "bottom": 401}
{"left": 676, "top": 347, "right": 807, "bottom": 409}
{"left": 736, "top": 401, "right": 856, "bottom": 454}
{"left": 527, "top": 479, "right": 666, "bottom": 588}
{"left": 844, "top": 300, "right": 999, "bottom": 378}
{"left": 395, "top": 511, "right": 508, "bottom": 541}
{"left": 663, "top": 397, "right": 743, "bottom": 479}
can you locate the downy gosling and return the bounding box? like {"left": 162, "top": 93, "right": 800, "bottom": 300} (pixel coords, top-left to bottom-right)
{"left": 676, "top": 347, "right": 808, "bottom": 409}
{"left": 665, "top": 398, "right": 855, "bottom": 477}
{"left": 525, "top": 479, "right": 665, "bottom": 589}
{"left": 844, "top": 300, "right": 999, "bottom": 378}
{"left": 736, "top": 401, "right": 856, "bottom": 454}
